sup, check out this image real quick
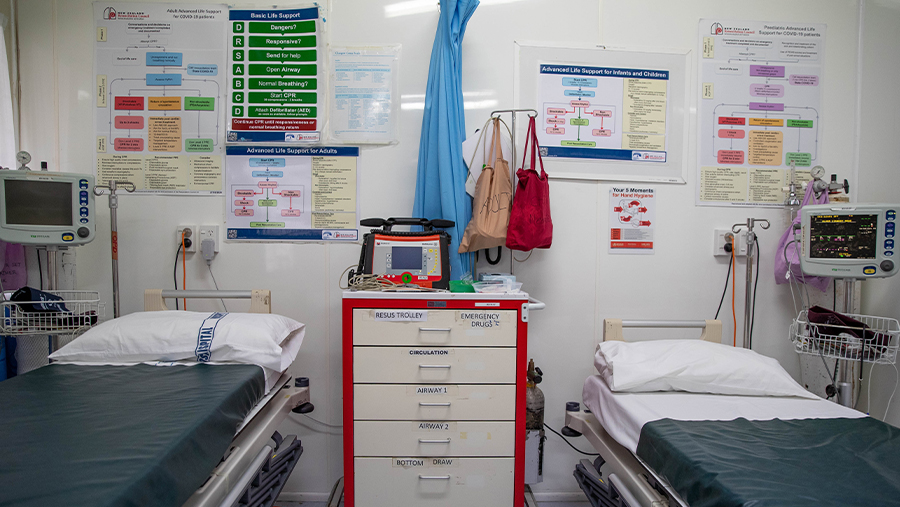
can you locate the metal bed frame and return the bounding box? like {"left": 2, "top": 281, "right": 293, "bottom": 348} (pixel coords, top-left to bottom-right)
{"left": 144, "top": 289, "right": 314, "bottom": 507}
{"left": 562, "top": 319, "right": 723, "bottom": 507}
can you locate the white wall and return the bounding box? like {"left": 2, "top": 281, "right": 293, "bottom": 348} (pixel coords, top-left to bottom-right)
{"left": 11, "top": 0, "right": 898, "bottom": 500}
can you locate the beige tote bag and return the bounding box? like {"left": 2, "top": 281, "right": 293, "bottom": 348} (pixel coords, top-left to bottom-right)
{"left": 458, "top": 118, "right": 513, "bottom": 253}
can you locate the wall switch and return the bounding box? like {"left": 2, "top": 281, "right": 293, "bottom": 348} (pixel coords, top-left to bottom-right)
{"left": 198, "top": 225, "right": 219, "bottom": 253}
{"left": 177, "top": 225, "right": 197, "bottom": 252}
{"left": 713, "top": 229, "right": 747, "bottom": 257}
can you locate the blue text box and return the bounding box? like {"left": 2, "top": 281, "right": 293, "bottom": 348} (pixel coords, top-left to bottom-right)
{"left": 564, "top": 90, "right": 595, "bottom": 97}
{"left": 146, "top": 52, "right": 183, "bottom": 66}
{"left": 251, "top": 171, "right": 284, "bottom": 178}
{"left": 187, "top": 64, "right": 218, "bottom": 76}
{"left": 249, "top": 158, "right": 286, "bottom": 167}
{"left": 562, "top": 77, "right": 598, "bottom": 87}
{"left": 146, "top": 74, "right": 182, "bottom": 86}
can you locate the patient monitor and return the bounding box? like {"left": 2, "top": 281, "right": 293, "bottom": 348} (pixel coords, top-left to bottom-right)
{"left": 800, "top": 203, "right": 898, "bottom": 279}
{"left": 0, "top": 170, "right": 95, "bottom": 246}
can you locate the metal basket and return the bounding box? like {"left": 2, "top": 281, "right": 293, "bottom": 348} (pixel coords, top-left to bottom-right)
{"left": 0, "top": 291, "right": 105, "bottom": 336}
{"left": 790, "top": 310, "right": 900, "bottom": 365}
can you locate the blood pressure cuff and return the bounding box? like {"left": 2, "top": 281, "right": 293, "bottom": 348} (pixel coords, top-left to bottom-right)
{"left": 806, "top": 305, "right": 891, "bottom": 360}
{"left": 10, "top": 287, "right": 68, "bottom": 313}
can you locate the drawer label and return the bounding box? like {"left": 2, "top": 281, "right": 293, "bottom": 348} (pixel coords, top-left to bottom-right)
{"left": 408, "top": 348, "right": 452, "bottom": 356}
{"left": 393, "top": 457, "right": 459, "bottom": 468}
{"left": 458, "top": 311, "right": 502, "bottom": 328}
{"left": 413, "top": 421, "right": 455, "bottom": 431}
{"left": 373, "top": 310, "right": 427, "bottom": 321}
{"left": 410, "top": 385, "right": 453, "bottom": 395}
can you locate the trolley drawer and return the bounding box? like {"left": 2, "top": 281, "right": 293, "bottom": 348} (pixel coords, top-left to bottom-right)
{"left": 352, "top": 309, "right": 517, "bottom": 347}
{"left": 353, "top": 457, "right": 514, "bottom": 507}
{"left": 354, "top": 384, "right": 516, "bottom": 421}
{"left": 353, "top": 347, "right": 516, "bottom": 384}
{"left": 354, "top": 421, "right": 515, "bottom": 457}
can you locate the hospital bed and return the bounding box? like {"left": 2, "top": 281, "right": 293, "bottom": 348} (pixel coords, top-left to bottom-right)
{"left": 0, "top": 289, "right": 312, "bottom": 507}
{"left": 563, "top": 318, "right": 900, "bottom": 507}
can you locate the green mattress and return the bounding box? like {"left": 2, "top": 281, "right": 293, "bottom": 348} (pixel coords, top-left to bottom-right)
{"left": 0, "top": 363, "right": 266, "bottom": 507}
{"left": 636, "top": 417, "right": 900, "bottom": 507}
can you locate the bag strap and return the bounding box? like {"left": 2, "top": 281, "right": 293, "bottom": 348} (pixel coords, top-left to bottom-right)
{"left": 520, "top": 116, "right": 534, "bottom": 170}
{"left": 492, "top": 117, "right": 505, "bottom": 168}
{"left": 466, "top": 117, "right": 492, "bottom": 180}
{"left": 530, "top": 116, "right": 547, "bottom": 180}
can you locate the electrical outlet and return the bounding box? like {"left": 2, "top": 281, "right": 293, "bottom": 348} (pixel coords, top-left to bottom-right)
{"left": 177, "top": 225, "right": 197, "bottom": 252}
{"left": 713, "top": 229, "right": 747, "bottom": 257}
{"left": 198, "top": 225, "right": 219, "bottom": 253}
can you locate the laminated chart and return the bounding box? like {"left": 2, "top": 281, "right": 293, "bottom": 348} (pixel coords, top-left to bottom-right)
{"left": 94, "top": 3, "right": 227, "bottom": 194}
{"left": 697, "top": 20, "right": 826, "bottom": 207}
{"left": 225, "top": 146, "right": 359, "bottom": 241}
{"left": 227, "top": 7, "right": 323, "bottom": 143}
{"left": 537, "top": 65, "right": 670, "bottom": 164}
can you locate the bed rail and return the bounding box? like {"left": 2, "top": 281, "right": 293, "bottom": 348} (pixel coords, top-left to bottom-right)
{"left": 143, "top": 289, "right": 272, "bottom": 314}
{"left": 603, "top": 318, "right": 722, "bottom": 344}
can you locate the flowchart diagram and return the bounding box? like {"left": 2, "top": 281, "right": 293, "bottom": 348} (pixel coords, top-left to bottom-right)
{"left": 697, "top": 19, "right": 826, "bottom": 206}
{"left": 94, "top": 3, "right": 227, "bottom": 194}
{"left": 537, "top": 64, "right": 670, "bottom": 163}
{"left": 231, "top": 158, "right": 306, "bottom": 227}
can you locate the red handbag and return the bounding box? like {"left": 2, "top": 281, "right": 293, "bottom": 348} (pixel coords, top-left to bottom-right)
{"left": 506, "top": 116, "right": 552, "bottom": 251}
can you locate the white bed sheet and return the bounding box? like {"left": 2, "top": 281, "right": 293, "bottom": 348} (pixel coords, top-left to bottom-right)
{"left": 582, "top": 374, "right": 865, "bottom": 453}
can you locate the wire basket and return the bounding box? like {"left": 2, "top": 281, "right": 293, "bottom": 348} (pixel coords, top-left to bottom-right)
{"left": 790, "top": 310, "right": 900, "bottom": 365}
{"left": 0, "top": 291, "right": 105, "bottom": 336}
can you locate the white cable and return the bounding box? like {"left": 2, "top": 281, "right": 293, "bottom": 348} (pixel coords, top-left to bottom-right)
{"left": 300, "top": 413, "right": 343, "bottom": 429}
{"left": 885, "top": 361, "right": 899, "bottom": 421}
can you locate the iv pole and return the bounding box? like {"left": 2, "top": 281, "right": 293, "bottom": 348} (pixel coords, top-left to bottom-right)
{"left": 732, "top": 218, "right": 770, "bottom": 349}
{"left": 93, "top": 181, "right": 136, "bottom": 318}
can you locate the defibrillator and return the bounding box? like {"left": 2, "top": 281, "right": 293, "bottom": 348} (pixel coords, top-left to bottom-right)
{"left": 352, "top": 217, "right": 454, "bottom": 290}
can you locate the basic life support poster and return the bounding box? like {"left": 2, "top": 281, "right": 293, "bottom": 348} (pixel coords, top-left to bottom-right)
{"left": 697, "top": 20, "right": 825, "bottom": 207}
{"left": 225, "top": 146, "right": 359, "bottom": 241}
{"left": 227, "top": 7, "right": 323, "bottom": 143}
{"left": 94, "top": 3, "right": 227, "bottom": 194}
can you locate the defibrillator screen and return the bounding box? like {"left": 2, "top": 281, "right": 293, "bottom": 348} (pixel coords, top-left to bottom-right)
{"left": 809, "top": 214, "right": 878, "bottom": 259}
{"left": 392, "top": 246, "right": 422, "bottom": 270}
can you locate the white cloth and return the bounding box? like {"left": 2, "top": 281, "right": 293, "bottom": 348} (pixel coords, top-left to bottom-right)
{"left": 462, "top": 118, "right": 512, "bottom": 197}
{"left": 0, "top": 19, "right": 15, "bottom": 170}
{"left": 582, "top": 374, "right": 866, "bottom": 453}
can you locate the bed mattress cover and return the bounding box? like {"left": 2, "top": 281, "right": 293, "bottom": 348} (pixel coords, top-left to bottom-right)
{"left": 0, "top": 363, "right": 266, "bottom": 507}
{"left": 582, "top": 374, "right": 900, "bottom": 507}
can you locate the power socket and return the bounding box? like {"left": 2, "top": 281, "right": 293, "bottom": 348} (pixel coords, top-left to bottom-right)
{"left": 177, "top": 225, "right": 197, "bottom": 252}
{"left": 198, "top": 225, "right": 219, "bottom": 253}
{"left": 713, "top": 229, "right": 747, "bottom": 257}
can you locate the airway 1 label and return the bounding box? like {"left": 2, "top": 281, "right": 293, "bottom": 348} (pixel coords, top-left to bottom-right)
{"left": 373, "top": 310, "right": 427, "bottom": 321}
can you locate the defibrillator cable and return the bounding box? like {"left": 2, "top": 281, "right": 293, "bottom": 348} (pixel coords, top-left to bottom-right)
{"left": 715, "top": 247, "right": 733, "bottom": 320}
{"left": 731, "top": 237, "right": 737, "bottom": 347}
{"left": 544, "top": 423, "right": 599, "bottom": 456}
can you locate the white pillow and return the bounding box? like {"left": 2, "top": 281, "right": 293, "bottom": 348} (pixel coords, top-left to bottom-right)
{"left": 595, "top": 339, "right": 818, "bottom": 399}
{"left": 50, "top": 311, "right": 305, "bottom": 372}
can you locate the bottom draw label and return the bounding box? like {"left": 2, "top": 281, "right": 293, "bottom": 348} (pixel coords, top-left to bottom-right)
{"left": 393, "top": 457, "right": 460, "bottom": 468}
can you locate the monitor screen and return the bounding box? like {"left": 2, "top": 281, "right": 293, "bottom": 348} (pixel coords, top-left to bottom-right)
{"left": 392, "top": 246, "right": 422, "bottom": 270}
{"left": 809, "top": 213, "right": 878, "bottom": 259}
{"left": 5, "top": 180, "right": 73, "bottom": 226}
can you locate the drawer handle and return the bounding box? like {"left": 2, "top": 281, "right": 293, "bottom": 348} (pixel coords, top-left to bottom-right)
{"left": 419, "top": 364, "right": 451, "bottom": 369}
{"left": 419, "top": 327, "right": 452, "bottom": 332}
{"left": 418, "top": 475, "right": 452, "bottom": 480}
{"left": 419, "top": 402, "right": 451, "bottom": 407}
{"left": 418, "top": 438, "right": 452, "bottom": 444}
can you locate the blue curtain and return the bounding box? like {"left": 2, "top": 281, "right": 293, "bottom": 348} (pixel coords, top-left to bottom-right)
{"left": 412, "top": 0, "right": 479, "bottom": 280}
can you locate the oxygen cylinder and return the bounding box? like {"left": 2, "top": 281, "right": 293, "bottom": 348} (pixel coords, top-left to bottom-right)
{"left": 525, "top": 359, "right": 544, "bottom": 484}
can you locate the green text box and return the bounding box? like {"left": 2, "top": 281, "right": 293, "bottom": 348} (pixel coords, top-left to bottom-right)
{"left": 249, "top": 35, "right": 316, "bottom": 48}
{"left": 249, "top": 91, "right": 316, "bottom": 104}
{"left": 249, "top": 64, "right": 316, "bottom": 76}
{"left": 250, "top": 78, "right": 316, "bottom": 90}
{"left": 249, "top": 49, "right": 316, "bottom": 62}
{"left": 185, "top": 139, "right": 214, "bottom": 152}
{"left": 561, "top": 140, "right": 596, "bottom": 147}
{"left": 785, "top": 152, "right": 812, "bottom": 166}
{"left": 570, "top": 118, "right": 589, "bottom": 126}
{"left": 250, "top": 222, "right": 285, "bottom": 228}
{"left": 184, "top": 97, "right": 215, "bottom": 111}
{"left": 249, "top": 105, "right": 317, "bottom": 118}
{"left": 258, "top": 199, "right": 278, "bottom": 207}
{"left": 249, "top": 20, "right": 316, "bottom": 34}
{"left": 787, "top": 119, "right": 814, "bottom": 128}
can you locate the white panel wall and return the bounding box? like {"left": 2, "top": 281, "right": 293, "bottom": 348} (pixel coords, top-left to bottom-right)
{"left": 11, "top": 0, "right": 898, "bottom": 500}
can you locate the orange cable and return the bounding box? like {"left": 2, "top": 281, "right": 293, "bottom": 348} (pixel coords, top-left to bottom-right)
{"left": 731, "top": 236, "right": 737, "bottom": 347}
{"left": 181, "top": 231, "right": 187, "bottom": 310}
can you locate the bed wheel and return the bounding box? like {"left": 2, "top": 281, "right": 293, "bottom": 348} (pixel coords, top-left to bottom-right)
{"left": 292, "top": 402, "right": 315, "bottom": 414}
{"left": 561, "top": 425, "right": 583, "bottom": 437}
